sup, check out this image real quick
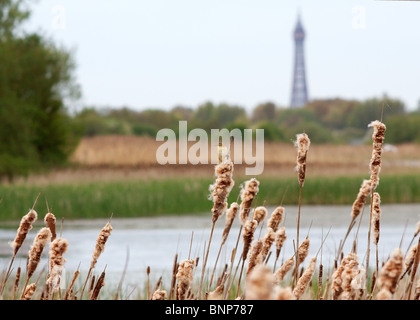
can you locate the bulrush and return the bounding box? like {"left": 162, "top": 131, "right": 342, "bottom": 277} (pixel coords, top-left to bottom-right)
{"left": 239, "top": 178, "right": 260, "bottom": 225}
{"left": 340, "top": 253, "right": 361, "bottom": 300}
{"left": 332, "top": 252, "right": 358, "bottom": 300}
{"left": 209, "top": 154, "right": 234, "bottom": 223}
{"left": 176, "top": 259, "right": 195, "bottom": 300}
{"left": 267, "top": 206, "right": 285, "bottom": 232}
{"left": 293, "top": 257, "right": 317, "bottom": 300}
{"left": 296, "top": 237, "right": 310, "bottom": 266}
{"left": 274, "top": 257, "right": 294, "bottom": 283}
{"left": 11, "top": 209, "right": 37, "bottom": 256}
{"left": 1, "top": 208, "right": 38, "bottom": 295}
{"left": 151, "top": 289, "right": 167, "bottom": 300}
{"left": 245, "top": 264, "right": 273, "bottom": 300}
{"left": 372, "top": 192, "right": 381, "bottom": 245}
{"left": 46, "top": 237, "right": 68, "bottom": 294}
{"left": 247, "top": 239, "right": 263, "bottom": 276}
{"left": 295, "top": 133, "right": 311, "bottom": 188}
{"left": 221, "top": 202, "right": 239, "bottom": 246}
{"left": 80, "top": 221, "right": 113, "bottom": 299}
{"left": 273, "top": 227, "right": 287, "bottom": 270}
{"left": 241, "top": 220, "right": 258, "bottom": 261}
{"left": 44, "top": 212, "right": 57, "bottom": 242}
{"left": 252, "top": 206, "right": 267, "bottom": 225}
{"left": 351, "top": 179, "right": 372, "bottom": 220}
{"left": 272, "top": 285, "right": 293, "bottom": 300}
{"left": 376, "top": 248, "right": 404, "bottom": 300}
{"left": 91, "top": 222, "right": 113, "bottom": 270}
{"left": 368, "top": 120, "right": 386, "bottom": 192}
{"left": 27, "top": 227, "right": 52, "bottom": 279}
{"left": 258, "top": 228, "right": 276, "bottom": 263}
{"left": 21, "top": 283, "right": 36, "bottom": 300}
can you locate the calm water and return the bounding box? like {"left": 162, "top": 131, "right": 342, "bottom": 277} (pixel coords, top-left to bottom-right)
{"left": 1, "top": 204, "right": 419, "bottom": 291}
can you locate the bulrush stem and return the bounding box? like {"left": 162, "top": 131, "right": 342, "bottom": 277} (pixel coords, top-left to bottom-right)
{"left": 80, "top": 220, "right": 112, "bottom": 299}
{"left": 208, "top": 202, "right": 238, "bottom": 291}
{"left": 198, "top": 220, "right": 216, "bottom": 299}
{"left": 293, "top": 133, "right": 310, "bottom": 287}
{"left": 294, "top": 186, "right": 303, "bottom": 287}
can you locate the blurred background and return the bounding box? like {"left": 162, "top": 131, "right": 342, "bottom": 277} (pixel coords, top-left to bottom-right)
{"left": 0, "top": 0, "right": 420, "bottom": 219}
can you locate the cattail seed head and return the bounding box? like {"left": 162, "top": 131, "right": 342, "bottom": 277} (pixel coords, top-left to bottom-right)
{"left": 368, "top": 120, "right": 386, "bottom": 191}
{"left": 351, "top": 179, "right": 372, "bottom": 220}
{"left": 247, "top": 239, "right": 263, "bottom": 275}
{"left": 27, "top": 227, "right": 52, "bottom": 279}
{"left": 44, "top": 212, "right": 57, "bottom": 242}
{"left": 332, "top": 252, "right": 358, "bottom": 300}
{"left": 91, "top": 222, "right": 112, "bottom": 269}
{"left": 259, "top": 228, "right": 276, "bottom": 263}
{"left": 372, "top": 192, "right": 381, "bottom": 245}
{"left": 295, "top": 133, "right": 311, "bottom": 188}
{"left": 11, "top": 209, "right": 37, "bottom": 255}
{"left": 267, "top": 206, "right": 285, "bottom": 232}
{"left": 275, "top": 227, "right": 287, "bottom": 256}
{"left": 176, "top": 258, "right": 195, "bottom": 300}
{"left": 274, "top": 256, "right": 294, "bottom": 283}
{"left": 340, "top": 253, "right": 360, "bottom": 300}
{"left": 293, "top": 257, "right": 317, "bottom": 299}
{"left": 209, "top": 156, "right": 234, "bottom": 223}
{"left": 21, "top": 283, "right": 36, "bottom": 300}
{"left": 151, "top": 289, "right": 167, "bottom": 300}
{"left": 239, "top": 178, "right": 260, "bottom": 225}
{"left": 47, "top": 237, "right": 68, "bottom": 292}
{"left": 296, "top": 237, "right": 310, "bottom": 266}
{"left": 376, "top": 248, "right": 404, "bottom": 300}
{"left": 252, "top": 206, "right": 267, "bottom": 225}
{"left": 272, "top": 285, "right": 294, "bottom": 300}
{"left": 242, "top": 219, "right": 258, "bottom": 260}
{"left": 222, "top": 202, "right": 238, "bottom": 245}
{"left": 245, "top": 264, "right": 273, "bottom": 300}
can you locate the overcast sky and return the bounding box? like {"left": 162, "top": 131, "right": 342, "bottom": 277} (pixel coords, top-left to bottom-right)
{"left": 25, "top": 0, "right": 420, "bottom": 112}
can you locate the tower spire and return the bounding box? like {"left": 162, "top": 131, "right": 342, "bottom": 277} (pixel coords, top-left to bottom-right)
{"left": 290, "top": 13, "right": 309, "bottom": 108}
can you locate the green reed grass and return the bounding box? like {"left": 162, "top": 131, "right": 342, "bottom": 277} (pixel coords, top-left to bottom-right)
{"left": 0, "top": 174, "right": 419, "bottom": 221}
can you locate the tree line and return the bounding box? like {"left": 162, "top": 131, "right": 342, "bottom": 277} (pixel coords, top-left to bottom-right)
{"left": 73, "top": 96, "right": 420, "bottom": 145}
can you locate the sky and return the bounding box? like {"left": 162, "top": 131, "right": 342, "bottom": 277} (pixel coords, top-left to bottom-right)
{"left": 24, "top": 0, "right": 420, "bottom": 113}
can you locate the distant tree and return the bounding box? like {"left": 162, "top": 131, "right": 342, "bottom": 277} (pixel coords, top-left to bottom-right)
{"left": 0, "top": 1, "right": 80, "bottom": 180}
{"left": 252, "top": 102, "right": 276, "bottom": 123}
{"left": 346, "top": 97, "right": 405, "bottom": 129}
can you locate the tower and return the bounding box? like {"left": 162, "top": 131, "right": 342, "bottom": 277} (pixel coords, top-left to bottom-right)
{"left": 290, "top": 14, "right": 309, "bottom": 108}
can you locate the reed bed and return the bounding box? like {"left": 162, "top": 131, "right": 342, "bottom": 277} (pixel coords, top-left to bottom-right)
{"left": 1, "top": 119, "right": 420, "bottom": 300}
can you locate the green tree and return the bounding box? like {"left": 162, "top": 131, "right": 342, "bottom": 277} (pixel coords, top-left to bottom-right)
{"left": 0, "top": 1, "right": 80, "bottom": 180}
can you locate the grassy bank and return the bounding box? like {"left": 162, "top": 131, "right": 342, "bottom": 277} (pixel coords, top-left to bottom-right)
{"left": 0, "top": 173, "right": 419, "bottom": 221}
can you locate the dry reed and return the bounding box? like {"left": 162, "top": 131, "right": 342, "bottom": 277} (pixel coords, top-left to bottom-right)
{"left": 293, "top": 257, "right": 317, "bottom": 300}
{"left": 46, "top": 237, "right": 68, "bottom": 295}
{"left": 26, "top": 227, "right": 52, "bottom": 279}
{"left": 239, "top": 178, "right": 260, "bottom": 225}
{"left": 21, "top": 283, "right": 36, "bottom": 300}
{"left": 295, "top": 133, "right": 311, "bottom": 188}
{"left": 11, "top": 209, "right": 38, "bottom": 256}
{"left": 44, "top": 212, "right": 57, "bottom": 242}
{"left": 376, "top": 248, "right": 404, "bottom": 300}
{"left": 274, "top": 257, "right": 295, "bottom": 283}
{"left": 80, "top": 221, "right": 112, "bottom": 299}
{"left": 245, "top": 264, "right": 273, "bottom": 300}
{"left": 176, "top": 259, "right": 195, "bottom": 300}
{"left": 209, "top": 157, "right": 234, "bottom": 223}
{"left": 252, "top": 206, "right": 267, "bottom": 225}
{"left": 368, "top": 120, "right": 386, "bottom": 191}
{"left": 151, "top": 289, "right": 167, "bottom": 300}
{"left": 267, "top": 206, "right": 285, "bottom": 232}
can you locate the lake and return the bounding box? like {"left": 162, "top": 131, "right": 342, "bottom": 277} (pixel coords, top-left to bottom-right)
{"left": 1, "top": 204, "right": 419, "bottom": 294}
